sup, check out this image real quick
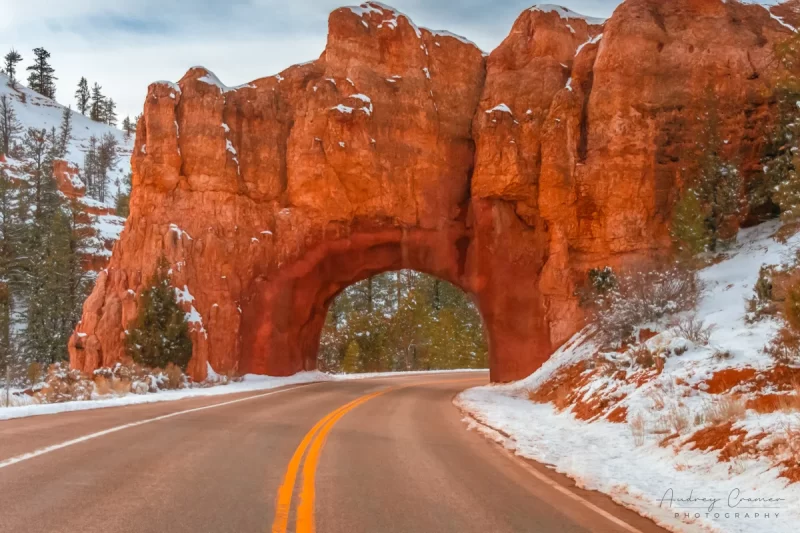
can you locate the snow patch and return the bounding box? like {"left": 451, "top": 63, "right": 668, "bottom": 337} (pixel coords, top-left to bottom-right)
{"left": 530, "top": 4, "right": 606, "bottom": 25}
{"left": 486, "top": 103, "right": 513, "bottom": 115}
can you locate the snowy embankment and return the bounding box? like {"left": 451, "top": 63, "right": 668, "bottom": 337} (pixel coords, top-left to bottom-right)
{"left": 457, "top": 221, "right": 800, "bottom": 533}
{"left": 0, "top": 368, "right": 486, "bottom": 421}
{"left": 0, "top": 73, "right": 133, "bottom": 255}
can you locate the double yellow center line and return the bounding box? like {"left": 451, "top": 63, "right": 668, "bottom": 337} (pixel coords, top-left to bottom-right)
{"left": 270, "top": 377, "right": 484, "bottom": 533}
{"left": 270, "top": 388, "right": 392, "bottom": 533}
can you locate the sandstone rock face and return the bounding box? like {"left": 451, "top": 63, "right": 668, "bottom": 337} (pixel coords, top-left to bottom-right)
{"left": 70, "top": 1, "right": 798, "bottom": 382}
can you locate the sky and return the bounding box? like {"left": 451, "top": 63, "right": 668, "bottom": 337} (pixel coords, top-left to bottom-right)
{"left": 0, "top": 0, "right": 780, "bottom": 121}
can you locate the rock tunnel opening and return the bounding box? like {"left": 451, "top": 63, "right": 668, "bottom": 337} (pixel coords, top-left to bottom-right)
{"left": 317, "top": 270, "right": 489, "bottom": 374}
{"left": 237, "top": 227, "right": 489, "bottom": 378}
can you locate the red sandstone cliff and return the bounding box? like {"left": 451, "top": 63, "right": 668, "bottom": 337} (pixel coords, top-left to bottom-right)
{"left": 69, "top": 1, "right": 800, "bottom": 382}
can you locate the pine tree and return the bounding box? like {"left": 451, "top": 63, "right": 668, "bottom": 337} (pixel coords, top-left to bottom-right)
{"left": 74, "top": 77, "right": 90, "bottom": 116}
{"left": 774, "top": 156, "right": 800, "bottom": 221}
{"left": 342, "top": 340, "right": 361, "bottom": 373}
{"left": 21, "top": 128, "right": 56, "bottom": 215}
{"left": 104, "top": 98, "right": 117, "bottom": 127}
{"left": 26, "top": 48, "right": 57, "bottom": 99}
{"left": 96, "top": 133, "right": 119, "bottom": 203}
{"left": 115, "top": 172, "right": 132, "bottom": 218}
{"left": 56, "top": 106, "right": 72, "bottom": 159}
{"left": 0, "top": 94, "right": 22, "bottom": 156}
{"left": 89, "top": 83, "right": 105, "bottom": 122}
{"left": 317, "top": 270, "right": 488, "bottom": 373}
{"left": 122, "top": 116, "right": 135, "bottom": 139}
{"left": 671, "top": 189, "right": 712, "bottom": 256}
{"left": 3, "top": 49, "right": 22, "bottom": 86}
{"left": 754, "top": 31, "right": 800, "bottom": 223}
{"left": 0, "top": 169, "right": 19, "bottom": 375}
{"left": 24, "top": 208, "right": 90, "bottom": 365}
{"left": 12, "top": 125, "right": 88, "bottom": 367}
{"left": 83, "top": 136, "right": 99, "bottom": 199}
{"left": 125, "top": 256, "right": 193, "bottom": 371}
{"left": 688, "top": 96, "right": 744, "bottom": 249}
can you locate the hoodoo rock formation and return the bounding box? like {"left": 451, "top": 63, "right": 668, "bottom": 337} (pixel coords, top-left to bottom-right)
{"left": 70, "top": 1, "right": 800, "bottom": 382}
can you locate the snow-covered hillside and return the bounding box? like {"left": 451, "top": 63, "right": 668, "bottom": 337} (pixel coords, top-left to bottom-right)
{"left": 1, "top": 72, "right": 133, "bottom": 206}
{"left": 458, "top": 221, "right": 800, "bottom": 533}
{"left": 1, "top": 72, "right": 132, "bottom": 262}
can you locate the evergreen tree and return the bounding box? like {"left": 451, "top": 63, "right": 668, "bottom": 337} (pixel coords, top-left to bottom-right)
{"left": 20, "top": 128, "right": 57, "bottom": 216}
{"left": 774, "top": 156, "right": 800, "bottom": 221}
{"left": 74, "top": 77, "right": 90, "bottom": 116}
{"left": 104, "top": 98, "right": 117, "bottom": 127}
{"left": 24, "top": 208, "right": 90, "bottom": 365}
{"left": 11, "top": 126, "right": 88, "bottom": 367}
{"left": 114, "top": 172, "right": 132, "bottom": 218}
{"left": 125, "top": 256, "right": 193, "bottom": 371}
{"left": 686, "top": 96, "right": 744, "bottom": 250}
{"left": 671, "top": 189, "right": 712, "bottom": 257}
{"left": 56, "top": 106, "right": 72, "bottom": 159}
{"left": 755, "top": 31, "right": 800, "bottom": 223}
{"left": 25, "top": 48, "right": 57, "bottom": 99}
{"left": 122, "top": 116, "right": 135, "bottom": 139}
{"left": 3, "top": 49, "right": 22, "bottom": 86}
{"left": 0, "top": 169, "right": 19, "bottom": 374}
{"left": 82, "top": 133, "right": 118, "bottom": 203}
{"left": 318, "top": 271, "right": 488, "bottom": 373}
{"left": 342, "top": 341, "right": 361, "bottom": 373}
{"left": 83, "top": 136, "right": 99, "bottom": 199}
{"left": 89, "top": 83, "right": 105, "bottom": 122}
{"left": 96, "top": 133, "right": 119, "bottom": 203}
{"left": 0, "top": 94, "right": 22, "bottom": 156}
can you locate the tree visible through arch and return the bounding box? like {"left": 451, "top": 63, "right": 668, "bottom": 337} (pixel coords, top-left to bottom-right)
{"left": 319, "top": 270, "right": 488, "bottom": 373}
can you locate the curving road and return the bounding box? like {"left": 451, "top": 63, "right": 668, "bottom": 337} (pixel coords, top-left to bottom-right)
{"left": 0, "top": 373, "right": 668, "bottom": 533}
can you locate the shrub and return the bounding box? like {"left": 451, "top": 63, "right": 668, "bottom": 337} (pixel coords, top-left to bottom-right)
{"left": 779, "top": 383, "right": 800, "bottom": 412}
{"left": 706, "top": 395, "right": 747, "bottom": 424}
{"left": 675, "top": 314, "right": 714, "bottom": 345}
{"left": 630, "top": 413, "right": 646, "bottom": 447}
{"left": 713, "top": 348, "right": 734, "bottom": 361}
{"left": 766, "top": 327, "right": 800, "bottom": 364}
{"left": 785, "top": 272, "right": 800, "bottom": 331}
{"left": 746, "top": 266, "right": 778, "bottom": 322}
{"left": 588, "top": 267, "right": 617, "bottom": 294}
{"left": 125, "top": 256, "right": 193, "bottom": 371}
{"left": 36, "top": 363, "right": 93, "bottom": 403}
{"left": 631, "top": 344, "right": 656, "bottom": 369}
{"left": 662, "top": 404, "right": 691, "bottom": 434}
{"left": 595, "top": 265, "right": 700, "bottom": 345}
{"left": 765, "top": 270, "right": 800, "bottom": 364}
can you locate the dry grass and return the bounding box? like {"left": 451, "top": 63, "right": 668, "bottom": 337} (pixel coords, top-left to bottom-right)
{"left": 553, "top": 384, "right": 572, "bottom": 411}
{"left": 675, "top": 314, "right": 714, "bottom": 345}
{"left": 163, "top": 363, "right": 184, "bottom": 390}
{"left": 26, "top": 362, "right": 43, "bottom": 385}
{"left": 712, "top": 348, "right": 734, "bottom": 361}
{"left": 706, "top": 395, "right": 748, "bottom": 425}
{"left": 647, "top": 390, "right": 667, "bottom": 411}
{"left": 630, "top": 413, "right": 646, "bottom": 447}
{"left": 779, "top": 383, "right": 800, "bottom": 412}
{"left": 662, "top": 404, "right": 691, "bottom": 434}
{"left": 780, "top": 420, "right": 800, "bottom": 467}
{"left": 632, "top": 345, "right": 656, "bottom": 369}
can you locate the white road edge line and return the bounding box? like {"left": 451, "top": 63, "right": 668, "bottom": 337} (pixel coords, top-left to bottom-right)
{"left": 463, "top": 413, "right": 645, "bottom": 533}
{"left": 0, "top": 384, "right": 313, "bottom": 471}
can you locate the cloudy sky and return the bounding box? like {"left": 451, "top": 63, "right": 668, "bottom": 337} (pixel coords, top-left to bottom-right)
{"left": 0, "top": 0, "right": 778, "bottom": 120}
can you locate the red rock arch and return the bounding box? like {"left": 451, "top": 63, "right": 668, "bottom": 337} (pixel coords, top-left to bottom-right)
{"left": 69, "top": 1, "right": 795, "bottom": 382}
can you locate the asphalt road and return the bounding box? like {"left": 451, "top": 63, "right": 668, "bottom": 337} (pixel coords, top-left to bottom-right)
{"left": 0, "top": 373, "right": 668, "bottom": 533}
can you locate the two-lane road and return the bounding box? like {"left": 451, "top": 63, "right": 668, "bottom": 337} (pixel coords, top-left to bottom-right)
{"left": 0, "top": 373, "right": 667, "bottom": 533}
